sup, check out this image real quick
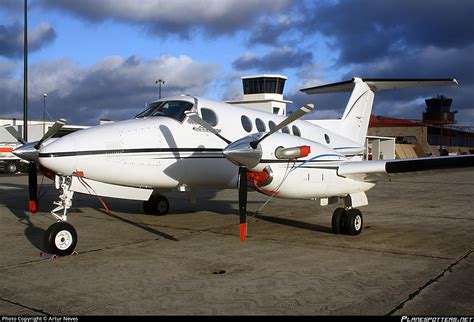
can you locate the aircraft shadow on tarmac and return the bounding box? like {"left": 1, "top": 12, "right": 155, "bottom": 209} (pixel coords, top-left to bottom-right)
{"left": 253, "top": 212, "right": 333, "bottom": 234}
{"left": 2, "top": 175, "right": 333, "bottom": 251}
{"left": 1, "top": 182, "right": 48, "bottom": 252}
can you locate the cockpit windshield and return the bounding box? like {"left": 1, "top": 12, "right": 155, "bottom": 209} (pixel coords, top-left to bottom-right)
{"left": 135, "top": 100, "right": 194, "bottom": 122}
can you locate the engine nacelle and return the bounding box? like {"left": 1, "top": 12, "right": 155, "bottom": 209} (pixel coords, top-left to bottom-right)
{"left": 249, "top": 132, "right": 345, "bottom": 172}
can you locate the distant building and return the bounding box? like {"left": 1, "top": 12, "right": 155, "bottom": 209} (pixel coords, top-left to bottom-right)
{"left": 0, "top": 118, "right": 88, "bottom": 143}
{"left": 226, "top": 74, "right": 292, "bottom": 116}
{"left": 368, "top": 96, "right": 474, "bottom": 157}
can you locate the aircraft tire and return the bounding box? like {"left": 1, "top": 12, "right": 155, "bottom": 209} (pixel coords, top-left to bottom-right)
{"left": 4, "top": 161, "right": 18, "bottom": 174}
{"left": 143, "top": 195, "right": 169, "bottom": 216}
{"left": 44, "top": 222, "right": 78, "bottom": 256}
{"left": 331, "top": 207, "right": 347, "bottom": 234}
{"left": 345, "top": 209, "right": 363, "bottom": 236}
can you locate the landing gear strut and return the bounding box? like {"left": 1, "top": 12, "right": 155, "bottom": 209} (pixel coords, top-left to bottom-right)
{"left": 331, "top": 207, "right": 363, "bottom": 236}
{"left": 143, "top": 194, "right": 169, "bottom": 216}
{"left": 44, "top": 176, "right": 78, "bottom": 256}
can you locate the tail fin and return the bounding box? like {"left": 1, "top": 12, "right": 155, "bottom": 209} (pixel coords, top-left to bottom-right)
{"left": 301, "top": 78, "right": 458, "bottom": 145}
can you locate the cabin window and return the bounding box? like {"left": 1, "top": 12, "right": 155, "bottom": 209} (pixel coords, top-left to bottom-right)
{"left": 325, "top": 134, "right": 331, "bottom": 144}
{"left": 241, "top": 115, "right": 253, "bottom": 132}
{"left": 135, "top": 100, "right": 193, "bottom": 122}
{"left": 292, "top": 125, "right": 301, "bottom": 137}
{"left": 282, "top": 126, "right": 290, "bottom": 134}
{"left": 201, "top": 108, "right": 218, "bottom": 127}
{"left": 268, "top": 120, "right": 277, "bottom": 131}
{"left": 255, "top": 118, "right": 266, "bottom": 132}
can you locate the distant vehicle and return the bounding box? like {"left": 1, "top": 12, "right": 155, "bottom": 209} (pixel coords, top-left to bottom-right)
{"left": 0, "top": 142, "right": 26, "bottom": 174}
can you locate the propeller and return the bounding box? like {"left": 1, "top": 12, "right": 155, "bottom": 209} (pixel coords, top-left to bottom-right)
{"left": 6, "top": 119, "right": 66, "bottom": 213}
{"left": 238, "top": 167, "right": 248, "bottom": 241}
{"left": 185, "top": 105, "right": 315, "bottom": 241}
{"left": 249, "top": 104, "right": 314, "bottom": 148}
{"left": 4, "top": 126, "right": 26, "bottom": 144}
{"left": 34, "top": 118, "right": 66, "bottom": 149}
{"left": 185, "top": 111, "right": 231, "bottom": 144}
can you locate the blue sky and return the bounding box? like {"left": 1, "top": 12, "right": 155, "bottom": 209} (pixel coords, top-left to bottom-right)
{"left": 1, "top": 0, "right": 473, "bottom": 126}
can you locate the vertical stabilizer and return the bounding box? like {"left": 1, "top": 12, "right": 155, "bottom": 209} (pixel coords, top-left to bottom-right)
{"left": 339, "top": 78, "right": 374, "bottom": 145}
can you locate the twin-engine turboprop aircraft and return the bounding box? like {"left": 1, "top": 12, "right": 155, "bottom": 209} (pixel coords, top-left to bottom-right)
{"left": 10, "top": 77, "right": 474, "bottom": 256}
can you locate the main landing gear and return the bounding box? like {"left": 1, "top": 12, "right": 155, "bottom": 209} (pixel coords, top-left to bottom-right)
{"left": 331, "top": 207, "right": 363, "bottom": 235}
{"left": 143, "top": 194, "right": 169, "bottom": 216}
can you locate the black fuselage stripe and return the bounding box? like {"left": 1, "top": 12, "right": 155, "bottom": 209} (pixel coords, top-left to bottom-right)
{"left": 38, "top": 148, "right": 345, "bottom": 165}
{"left": 39, "top": 148, "right": 223, "bottom": 158}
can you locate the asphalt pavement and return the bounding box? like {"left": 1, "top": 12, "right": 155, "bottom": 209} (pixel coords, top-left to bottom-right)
{"left": 0, "top": 170, "right": 472, "bottom": 315}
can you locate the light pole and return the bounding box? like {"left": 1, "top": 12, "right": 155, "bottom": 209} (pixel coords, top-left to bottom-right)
{"left": 155, "top": 79, "right": 165, "bottom": 99}
{"left": 43, "top": 93, "right": 47, "bottom": 134}
{"left": 23, "top": 0, "right": 28, "bottom": 141}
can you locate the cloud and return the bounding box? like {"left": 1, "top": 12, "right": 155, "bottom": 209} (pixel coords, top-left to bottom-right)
{"left": 303, "top": 0, "right": 474, "bottom": 65}
{"left": 247, "top": 13, "right": 299, "bottom": 46}
{"left": 0, "top": 22, "right": 56, "bottom": 58}
{"left": 39, "top": 0, "right": 291, "bottom": 38}
{"left": 0, "top": 0, "right": 22, "bottom": 12}
{"left": 232, "top": 47, "right": 312, "bottom": 71}
{"left": 0, "top": 55, "right": 218, "bottom": 125}
{"left": 275, "top": 1, "right": 474, "bottom": 125}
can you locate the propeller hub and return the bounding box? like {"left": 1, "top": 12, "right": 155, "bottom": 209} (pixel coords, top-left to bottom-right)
{"left": 12, "top": 142, "right": 40, "bottom": 162}
{"left": 223, "top": 135, "right": 263, "bottom": 169}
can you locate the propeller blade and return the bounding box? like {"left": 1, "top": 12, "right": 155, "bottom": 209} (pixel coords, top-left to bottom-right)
{"left": 34, "top": 118, "right": 66, "bottom": 150}
{"left": 4, "top": 126, "right": 26, "bottom": 144}
{"left": 238, "top": 167, "right": 248, "bottom": 242}
{"left": 184, "top": 111, "right": 231, "bottom": 144}
{"left": 252, "top": 104, "right": 314, "bottom": 148}
{"left": 28, "top": 161, "right": 38, "bottom": 214}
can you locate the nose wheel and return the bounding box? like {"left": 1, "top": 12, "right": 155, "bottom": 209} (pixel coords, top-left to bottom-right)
{"left": 44, "top": 221, "right": 78, "bottom": 256}
{"left": 143, "top": 195, "right": 169, "bottom": 216}
{"left": 331, "top": 208, "right": 363, "bottom": 235}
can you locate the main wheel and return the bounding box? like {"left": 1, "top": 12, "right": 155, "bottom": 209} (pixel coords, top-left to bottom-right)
{"left": 331, "top": 207, "right": 347, "bottom": 234}
{"left": 345, "top": 209, "right": 363, "bottom": 236}
{"left": 44, "top": 222, "right": 78, "bottom": 256}
{"left": 143, "top": 195, "right": 169, "bottom": 216}
{"left": 4, "top": 161, "right": 18, "bottom": 174}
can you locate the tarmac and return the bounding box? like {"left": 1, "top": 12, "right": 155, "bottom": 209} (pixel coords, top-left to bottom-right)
{"left": 0, "top": 169, "right": 472, "bottom": 316}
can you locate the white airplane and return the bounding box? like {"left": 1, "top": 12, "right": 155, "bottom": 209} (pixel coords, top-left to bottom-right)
{"left": 10, "top": 77, "right": 474, "bottom": 256}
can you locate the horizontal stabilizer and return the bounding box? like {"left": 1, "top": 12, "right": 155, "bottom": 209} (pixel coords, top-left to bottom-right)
{"left": 300, "top": 78, "right": 458, "bottom": 94}
{"left": 338, "top": 155, "right": 474, "bottom": 182}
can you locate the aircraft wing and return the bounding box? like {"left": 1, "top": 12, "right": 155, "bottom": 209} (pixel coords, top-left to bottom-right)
{"left": 337, "top": 155, "right": 474, "bottom": 182}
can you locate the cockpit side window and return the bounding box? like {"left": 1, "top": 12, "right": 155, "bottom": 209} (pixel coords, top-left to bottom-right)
{"left": 135, "top": 101, "right": 193, "bottom": 122}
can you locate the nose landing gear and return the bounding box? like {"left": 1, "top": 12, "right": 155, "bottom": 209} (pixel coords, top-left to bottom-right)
{"left": 43, "top": 221, "right": 77, "bottom": 256}
{"left": 43, "top": 176, "right": 78, "bottom": 256}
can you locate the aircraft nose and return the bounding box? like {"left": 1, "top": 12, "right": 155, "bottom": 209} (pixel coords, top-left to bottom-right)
{"left": 38, "top": 136, "right": 78, "bottom": 175}
{"left": 12, "top": 142, "right": 40, "bottom": 162}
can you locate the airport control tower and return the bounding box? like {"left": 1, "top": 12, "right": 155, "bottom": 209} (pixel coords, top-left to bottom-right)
{"left": 226, "top": 75, "right": 292, "bottom": 116}
{"left": 423, "top": 95, "right": 457, "bottom": 126}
